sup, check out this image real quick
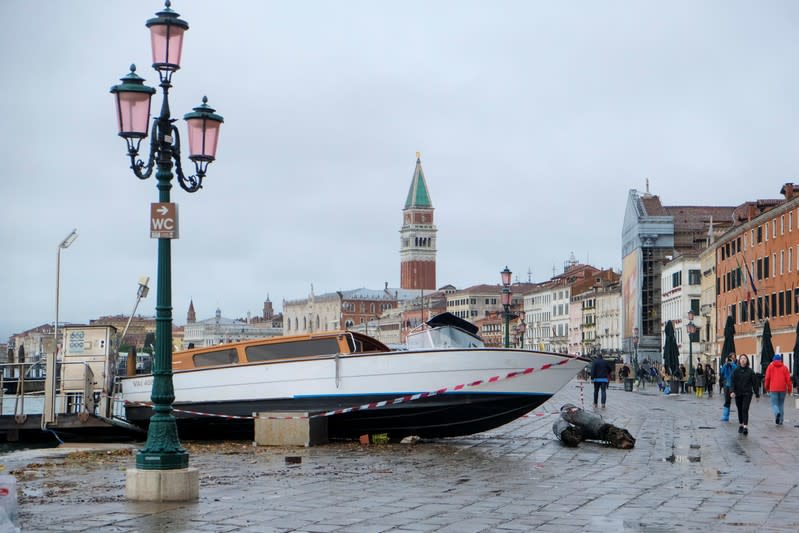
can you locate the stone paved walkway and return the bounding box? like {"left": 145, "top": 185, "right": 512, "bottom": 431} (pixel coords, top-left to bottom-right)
{"left": 11, "top": 379, "right": 799, "bottom": 532}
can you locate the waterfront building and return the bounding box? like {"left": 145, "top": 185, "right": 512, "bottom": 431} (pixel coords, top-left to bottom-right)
{"left": 349, "top": 291, "right": 448, "bottom": 346}
{"left": 567, "top": 291, "right": 584, "bottom": 355}
{"left": 8, "top": 324, "right": 56, "bottom": 366}
{"left": 698, "top": 243, "right": 718, "bottom": 368}
{"left": 89, "top": 314, "right": 156, "bottom": 349}
{"left": 521, "top": 261, "right": 601, "bottom": 353}
{"left": 595, "top": 278, "right": 623, "bottom": 358}
{"left": 550, "top": 261, "right": 602, "bottom": 354}
{"left": 400, "top": 153, "right": 437, "bottom": 291}
{"left": 621, "top": 186, "right": 740, "bottom": 365}
{"left": 715, "top": 184, "right": 799, "bottom": 373}
{"left": 550, "top": 283, "right": 571, "bottom": 354}
{"left": 475, "top": 312, "right": 504, "bottom": 348}
{"left": 447, "top": 284, "right": 503, "bottom": 321}
{"left": 183, "top": 306, "right": 281, "bottom": 348}
{"left": 283, "top": 286, "right": 421, "bottom": 336}
{"left": 570, "top": 269, "right": 622, "bottom": 357}
{"left": 398, "top": 290, "right": 448, "bottom": 339}
{"left": 660, "top": 254, "right": 701, "bottom": 368}
{"left": 524, "top": 282, "right": 554, "bottom": 352}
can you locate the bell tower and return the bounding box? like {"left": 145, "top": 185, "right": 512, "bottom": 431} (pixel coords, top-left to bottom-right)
{"left": 400, "top": 152, "right": 437, "bottom": 290}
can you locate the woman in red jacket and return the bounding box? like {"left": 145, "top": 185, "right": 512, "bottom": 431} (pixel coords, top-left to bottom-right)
{"left": 765, "top": 354, "right": 793, "bottom": 425}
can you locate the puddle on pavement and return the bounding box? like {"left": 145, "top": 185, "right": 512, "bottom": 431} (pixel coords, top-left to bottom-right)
{"left": 664, "top": 454, "right": 701, "bottom": 463}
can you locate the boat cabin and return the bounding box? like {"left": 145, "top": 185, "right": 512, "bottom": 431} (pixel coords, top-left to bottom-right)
{"left": 172, "top": 332, "right": 390, "bottom": 371}
{"left": 406, "top": 312, "right": 485, "bottom": 350}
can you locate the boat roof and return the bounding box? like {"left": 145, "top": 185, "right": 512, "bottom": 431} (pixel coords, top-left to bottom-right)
{"left": 174, "top": 330, "right": 391, "bottom": 358}
{"left": 424, "top": 312, "right": 479, "bottom": 336}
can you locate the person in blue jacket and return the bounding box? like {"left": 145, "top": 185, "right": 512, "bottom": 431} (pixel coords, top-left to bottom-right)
{"left": 719, "top": 353, "right": 737, "bottom": 422}
{"left": 590, "top": 354, "right": 612, "bottom": 408}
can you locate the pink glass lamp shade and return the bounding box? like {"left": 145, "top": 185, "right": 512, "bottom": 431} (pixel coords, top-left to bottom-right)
{"left": 500, "top": 267, "right": 512, "bottom": 287}
{"left": 110, "top": 65, "right": 156, "bottom": 139}
{"left": 146, "top": 1, "right": 189, "bottom": 73}
{"left": 501, "top": 289, "right": 512, "bottom": 307}
{"left": 183, "top": 97, "right": 224, "bottom": 163}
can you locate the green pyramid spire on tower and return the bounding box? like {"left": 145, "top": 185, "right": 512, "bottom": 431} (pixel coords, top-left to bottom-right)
{"left": 404, "top": 152, "right": 433, "bottom": 209}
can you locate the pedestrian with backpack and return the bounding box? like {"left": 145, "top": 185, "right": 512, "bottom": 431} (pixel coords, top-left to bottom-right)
{"left": 719, "top": 353, "right": 737, "bottom": 421}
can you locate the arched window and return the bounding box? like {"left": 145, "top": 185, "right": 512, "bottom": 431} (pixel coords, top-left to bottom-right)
{"left": 316, "top": 315, "right": 320, "bottom": 329}
{"left": 303, "top": 316, "right": 307, "bottom": 330}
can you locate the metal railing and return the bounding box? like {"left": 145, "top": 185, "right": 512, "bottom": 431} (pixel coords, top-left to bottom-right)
{"left": 0, "top": 361, "right": 98, "bottom": 421}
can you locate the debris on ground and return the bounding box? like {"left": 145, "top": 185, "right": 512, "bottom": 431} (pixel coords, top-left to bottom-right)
{"left": 557, "top": 403, "right": 636, "bottom": 449}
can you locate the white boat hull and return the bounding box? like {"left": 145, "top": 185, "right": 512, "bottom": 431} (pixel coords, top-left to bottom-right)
{"left": 121, "top": 348, "right": 585, "bottom": 439}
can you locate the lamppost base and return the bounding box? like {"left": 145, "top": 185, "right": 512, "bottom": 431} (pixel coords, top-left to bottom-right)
{"left": 126, "top": 467, "right": 199, "bottom": 502}
{"left": 135, "top": 450, "right": 189, "bottom": 470}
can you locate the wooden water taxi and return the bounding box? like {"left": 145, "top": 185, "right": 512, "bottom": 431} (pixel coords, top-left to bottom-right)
{"left": 120, "top": 325, "right": 586, "bottom": 440}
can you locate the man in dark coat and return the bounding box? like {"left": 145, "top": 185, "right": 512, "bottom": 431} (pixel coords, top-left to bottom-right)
{"left": 590, "top": 354, "right": 612, "bottom": 408}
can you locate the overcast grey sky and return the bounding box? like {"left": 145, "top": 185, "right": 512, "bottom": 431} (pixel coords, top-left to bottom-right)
{"left": 1, "top": 1, "right": 796, "bottom": 341}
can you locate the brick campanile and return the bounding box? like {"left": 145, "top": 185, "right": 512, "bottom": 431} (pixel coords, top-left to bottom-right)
{"left": 400, "top": 152, "right": 437, "bottom": 290}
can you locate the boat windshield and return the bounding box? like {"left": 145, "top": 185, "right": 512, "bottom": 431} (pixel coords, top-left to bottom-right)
{"left": 345, "top": 333, "right": 389, "bottom": 354}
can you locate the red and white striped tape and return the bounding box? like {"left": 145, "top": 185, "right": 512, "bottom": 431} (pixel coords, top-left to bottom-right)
{"left": 124, "top": 355, "right": 578, "bottom": 421}
{"left": 122, "top": 401, "right": 258, "bottom": 420}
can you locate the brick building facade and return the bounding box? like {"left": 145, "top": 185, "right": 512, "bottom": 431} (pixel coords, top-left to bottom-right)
{"left": 716, "top": 184, "right": 799, "bottom": 371}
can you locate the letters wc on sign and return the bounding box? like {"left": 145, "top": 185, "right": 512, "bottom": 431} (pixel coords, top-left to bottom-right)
{"left": 150, "top": 202, "right": 179, "bottom": 239}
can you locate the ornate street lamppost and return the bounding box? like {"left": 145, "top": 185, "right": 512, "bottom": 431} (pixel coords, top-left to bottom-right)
{"left": 686, "top": 311, "right": 698, "bottom": 378}
{"left": 501, "top": 267, "right": 512, "bottom": 348}
{"left": 110, "top": 1, "right": 223, "bottom": 474}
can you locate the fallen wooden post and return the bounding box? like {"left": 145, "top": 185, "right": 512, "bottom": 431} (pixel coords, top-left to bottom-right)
{"left": 559, "top": 403, "right": 636, "bottom": 449}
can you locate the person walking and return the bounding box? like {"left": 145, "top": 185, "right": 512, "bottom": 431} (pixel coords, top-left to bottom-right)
{"left": 765, "top": 354, "right": 792, "bottom": 425}
{"left": 719, "top": 353, "right": 737, "bottom": 422}
{"left": 705, "top": 363, "right": 715, "bottom": 399}
{"left": 695, "top": 364, "right": 705, "bottom": 397}
{"left": 679, "top": 364, "right": 687, "bottom": 393}
{"left": 590, "top": 354, "right": 612, "bottom": 408}
{"left": 731, "top": 354, "right": 760, "bottom": 435}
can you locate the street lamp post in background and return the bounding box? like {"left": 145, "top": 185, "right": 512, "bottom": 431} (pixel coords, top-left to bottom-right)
{"left": 110, "top": 1, "right": 223, "bottom": 497}
{"left": 501, "top": 267, "right": 512, "bottom": 348}
{"left": 633, "top": 327, "right": 640, "bottom": 377}
{"left": 46, "top": 229, "right": 78, "bottom": 428}
{"left": 120, "top": 276, "right": 151, "bottom": 347}
{"left": 54, "top": 229, "right": 78, "bottom": 352}
{"left": 686, "top": 311, "right": 698, "bottom": 377}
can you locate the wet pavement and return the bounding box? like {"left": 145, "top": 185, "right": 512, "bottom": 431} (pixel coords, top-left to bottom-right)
{"left": 7, "top": 379, "right": 799, "bottom": 532}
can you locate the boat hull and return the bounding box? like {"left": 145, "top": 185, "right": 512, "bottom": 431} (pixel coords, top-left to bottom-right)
{"left": 121, "top": 348, "right": 584, "bottom": 440}
{"left": 124, "top": 391, "right": 553, "bottom": 439}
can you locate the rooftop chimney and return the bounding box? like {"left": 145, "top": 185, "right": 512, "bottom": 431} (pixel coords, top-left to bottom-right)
{"left": 780, "top": 183, "right": 799, "bottom": 201}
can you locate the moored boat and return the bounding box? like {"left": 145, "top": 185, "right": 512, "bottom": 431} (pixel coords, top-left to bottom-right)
{"left": 120, "top": 322, "right": 586, "bottom": 440}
